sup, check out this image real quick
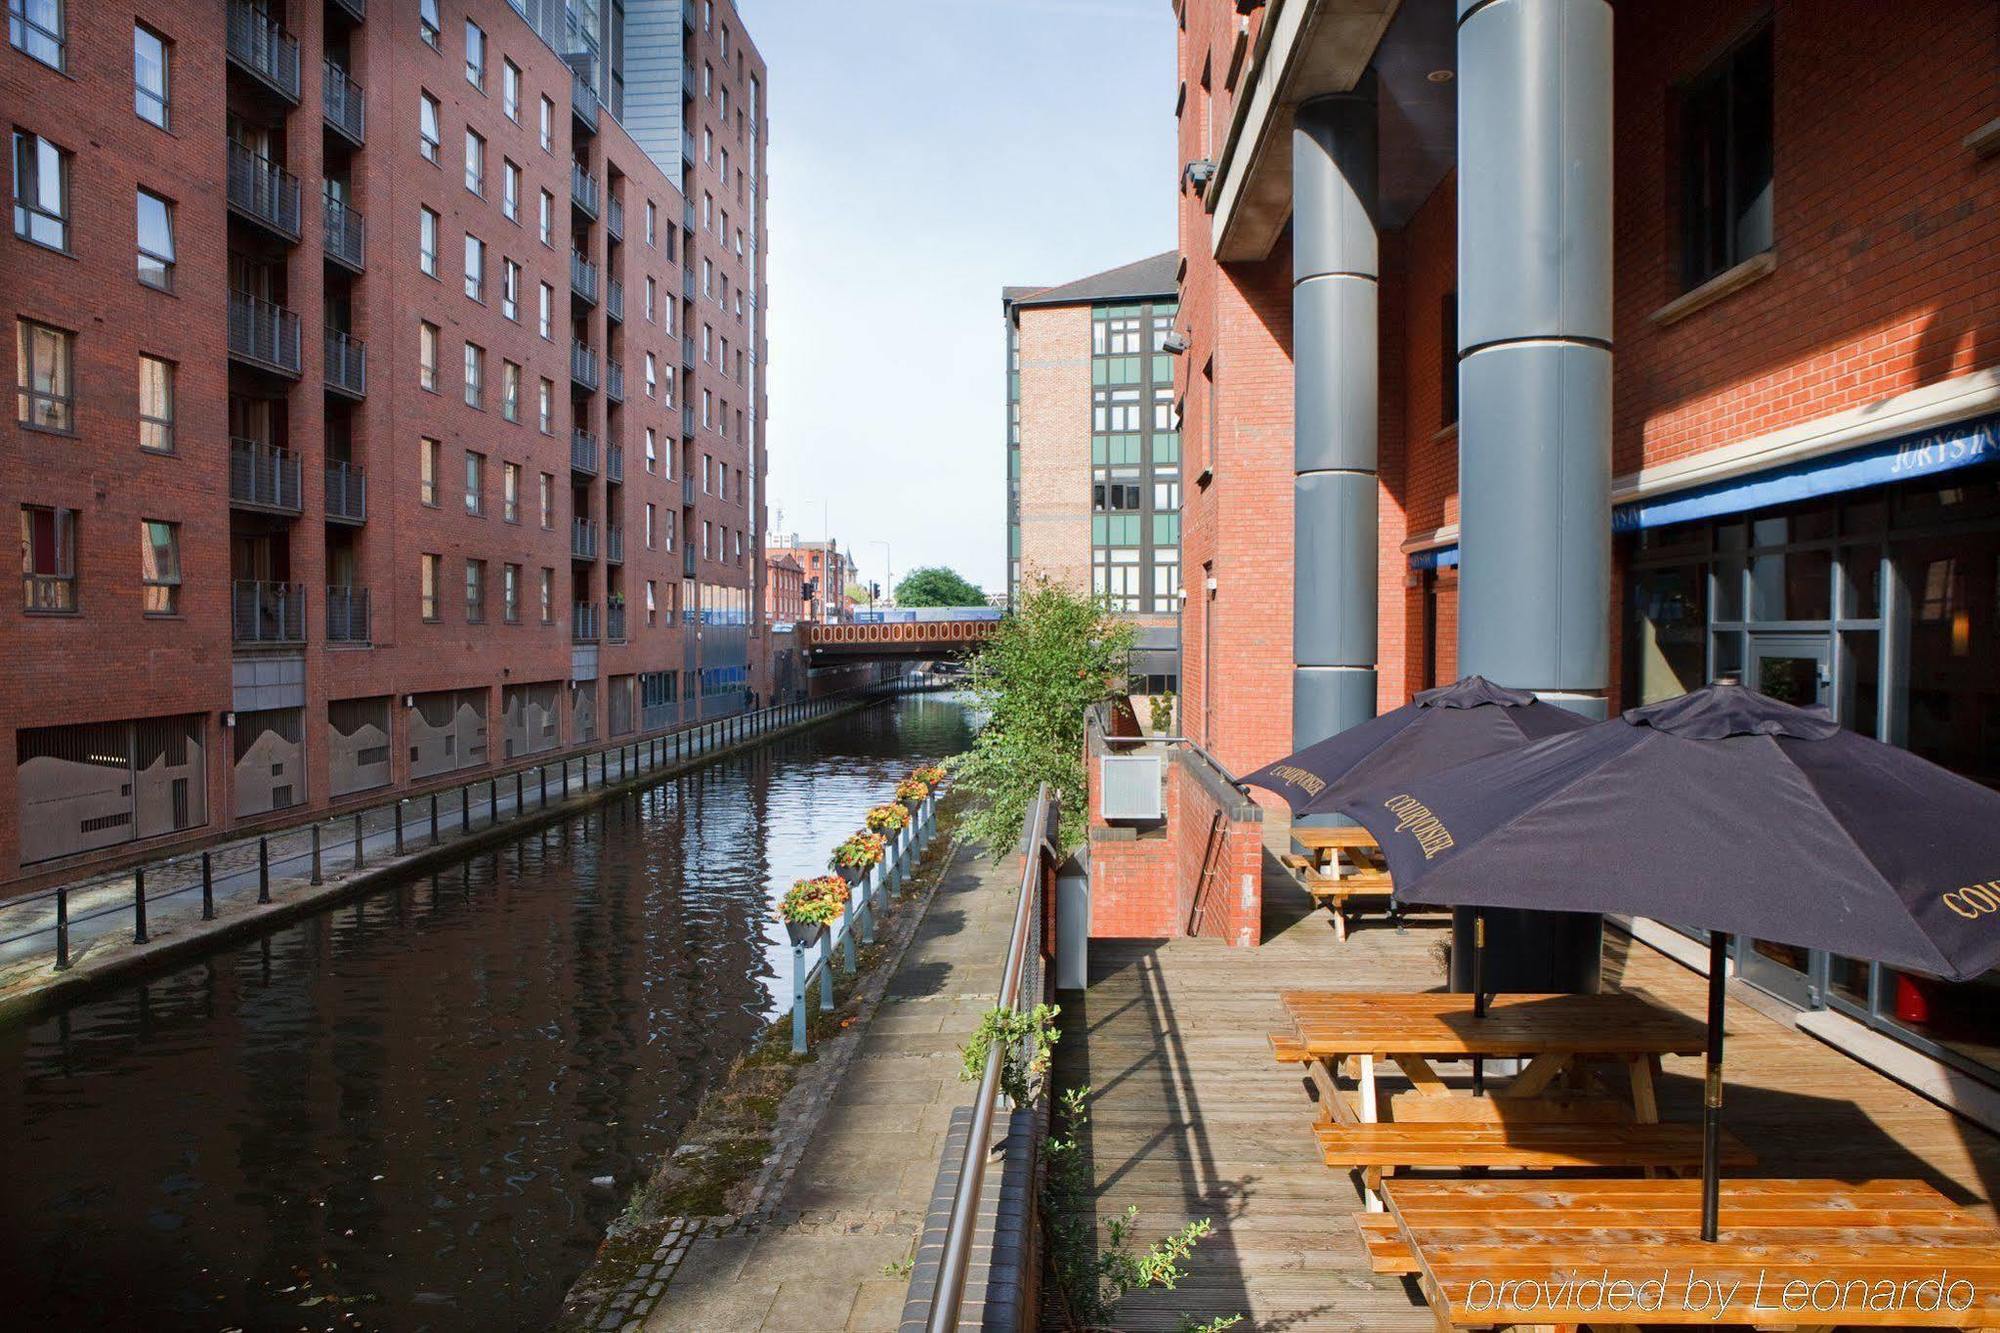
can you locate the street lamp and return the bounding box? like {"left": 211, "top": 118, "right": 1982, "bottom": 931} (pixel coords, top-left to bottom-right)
{"left": 870, "top": 540, "right": 893, "bottom": 608}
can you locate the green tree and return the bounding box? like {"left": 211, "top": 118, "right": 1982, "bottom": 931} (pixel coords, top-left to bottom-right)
{"left": 953, "top": 578, "right": 1133, "bottom": 854}
{"left": 894, "top": 565, "right": 986, "bottom": 608}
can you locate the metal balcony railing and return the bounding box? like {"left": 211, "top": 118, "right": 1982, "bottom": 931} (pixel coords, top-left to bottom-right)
{"left": 325, "top": 460, "right": 367, "bottom": 524}
{"left": 682, "top": 472, "right": 696, "bottom": 506}
{"left": 606, "top": 195, "right": 624, "bottom": 241}
{"left": 571, "top": 76, "right": 599, "bottom": 133}
{"left": 570, "top": 163, "right": 600, "bottom": 219}
{"left": 571, "top": 517, "right": 599, "bottom": 560}
{"left": 606, "top": 276, "right": 624, "bottom": 323}
{"left": 572, "top": 601, "right": 600, "bottom": 642}
{"left": 682, "top": 546, "right": 697, "bottom": 577}
{"left": 570, "top": 248, "right": 599, "bottom": 304}
{"left": 23, "top": 573, "right": 74, "bottom": 613}
{"left": 682, "top": 334, "right": 696, "bottom": 368}
{"left": 682, "top": 403, "right": 696, "bottom": 437}
{"left": 325, "top": 585, "right": 370, "bottom": 642}
{"left": 230, "top": 437, "right": 303, "bottom": 513}
{"left": 682, "top": 129, "right": 696, "bottom": 164}
{"left": 683, "top": 198, "right": 696, "bottom": 232}
{"left": 226, "top": 0, "right": 300, "bottom": 102}
{"left": 606, "top": 602, "right": 626, "bottom": 641}
{"left": 328, "top": 0, "right": 365, "bottom": 22}
{"left": 322, "top": 192, "right": 365, "bottom": 271}
{"left": 605, "top": 524, "right": 624, "bottom": 564}
{"left": 605, "top": 359, "right": 625, "bottom": 403}
{"left": 605, "top": 440, "right": 624, "bottom": 484}
{"left": 229, "top": 292, "right": 302, "bottom": 374}
{"left": 324, "top": 328, "right": 367, "bottom": 398}
{"left": 233, "top": 580, "right": 306, "bottom": 644}
{"left": 571, "top": 341, "right": 599, "bottom": 390}
{"left": 682, "top": 267, "right": 696, "bottom": 300}
{"left": 323, "top": 60, "right": 365, "bottom": 145}
{"left": 227, "top": 141, "right": 301, "bottom": 240}
{"left": 570, "top": 428, "right": 599, "bottom": 475}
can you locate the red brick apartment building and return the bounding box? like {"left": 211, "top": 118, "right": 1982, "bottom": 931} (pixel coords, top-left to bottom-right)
{"left": 764, "top": 548, "right": 802, "bottom": 623}
{"left": 1138, "top": 0, "right": 1997, "bottom": 1075}
{"left": 0, "top": 0, "right": 768, "bottom": 889}
{"left": 766, "top": 536, "right": 850, "bottom": 623}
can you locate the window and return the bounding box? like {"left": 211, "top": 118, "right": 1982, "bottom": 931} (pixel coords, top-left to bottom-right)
{"left": 418, "top": 321, "right": 439, "bottom": 390}
{"left": 539, "top": 567, "right": 554, "bottom": 621}
{"left": 463, "top": 342, "right": 484, "bottom": 408}
{"left": 702, "top": 126, "right": 712, "bottom": 163}
{"left": 644, "top": 352, "right": 657, "bottom": 397}
{"left": 464, "top": 559, "right": 485, "bottom": 622}
{"left": 644, "top": 275, "right": 655, "bottom": 321}
{"left": 419, "top": 207, "right": 439, "bottom": 275}
{"left": 539, "top": 473, "right": 554, "bottom": 528}
{"left": 503, "top": 461, "right": 521, "bottom": 521}
{"left": 539, "top": 95, "right": 554, "bottom": 152}
{"left": 134, "top": 25, "right": 168, "bottom": 128}
{"left": 420, "top": 437, "right": 440, "bottom": 505}
{"left": 12, "top": 130, "right": 67, "bottom": 250}
{"left": 501, "top": 359, "right": 521, "bottom": 420}
{"left": 538, "top": 281, "right": 553, "bottom": 337}
{"left": 421, "top": 553, "right": 441, "bottom": 620}
{"left": 20, "top": 503, "right": 74, "bottom": 611}
{"left": 503, "top": 563, "right": 521, "bottom": 622}
{"left": 501, "top": 258, "right": 520, "bottom": 319}
{"left": 537, "top": 377, "right": 553, "bottom": 432}
{"left": 138, "top": 355, "right": 173, "bottom": 453}
{"left": 418, "top": 0, "right": 440, "bottom": 47}
{"left": 419, "top": 92, "right": 441, "bottom": 162}
{"left": 644, "top": 427, "right": 657, "bottom": 473}
{"left": 139, "top": 520, "right": 179, "bottom": 615}
{"left": 645, "top": 502, "right": 656, "bottom": 548}
{"left": 702, "top": 454, "right": 712, "bottom": 494}
{"left": 462, "top": 233, "right": 485, "bottom": 301}
{"left": 15, "top": 318, "right": 70, "bottom": 430}
{"left": 464, "top": 450, "right": 484, "bottom": 515}
{"left": 644, "top": 199, "right": 656, "bottom": 244}
{"left": 1680, "top": 23, "right": 1774, "bottom": 291}
{"left": 502, "top": 58, "right": 521, "bottom": 121}
{"left": 464, "top": 20, "right": 485, "bottom": 90}
{"left": 1440, "top": 292, "right": 1458, "bottom": 426}
{"left": 645, "top": 580, "right": 657, "bottom": 626}
{"left": 9, "top": 0, "right": 62, "bottom": 69}
{"left": 538, "top": 189, "right": 553, "bottom": 244}
{"left": 503, "top": 159, "right": 520, "bottom": 221}
{"left": 464, "top": 129, "right": 485, "bottom": 195}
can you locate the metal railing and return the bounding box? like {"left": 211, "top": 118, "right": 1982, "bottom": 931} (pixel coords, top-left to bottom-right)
{"left": 682, "top": 334, "right": 696, "bottom": 368}
{"left": 323, "top": 59, "right": 365, "bottom": 144}
{"left": 605, "top": 440, "right": 624, "bottom": 484}
{"left": 229, "top": 437, "right": 302, "bottom": 512}
{"left": 23, "top": 573, "right": 74, "bottom": 613}
{"left": 233, "top": 579, "right": 306, "bottom": 644}
{"left": 570, "top": 76, "right": 599, "bottom": 133}
{"left": 570, "top": 428, "right": 599, "bottom": 475}
{"left": 570, "top": 248, "right": 599, "bottom": 303}
{"left": 605, "top": 524, "right": 624, "bottom": 564}
{"left": 605, "top": 358, "right": 624, "bottom": 403}
{"left": 606, "top": 195, "right": 624, "bottom": 241}
{"left": 328, "top": 0, "right": 365, "bottom": 21}
{"left": 572, "top": 600, "right": 600, "bottom": 642}
{"left": 227, "top": 141, "right": 301, "bottom": 239}
{"left": 324, "top": 328, "right": 367, "bottom": 398}
{"left": 571, "top": 517, "right": 598, "bottom": 560}
{"left": 682, "top": 473, "right": 697, "bottom": 506}
{"left": 325, "top": 460, "right": 367, "bottom": 524}
{"left": 682, "top": 266, "right": 696, "bottom": 300}
{"left": 570, "top": 163, "right": 600, "bottom": 218}
{"left": 323, "top": 192, "right": 365, "bottom": 270}
{"left": 228, "top": 292, "right": 302, "bottom": 375}
{"left": 606, "top": 276, "right": 624, "bottom": 322}
{"left": 570, "top": 340, "right": 599, "bottom": 390}
{"left": 682, "top": 547, "right": 697, "bottom": 578}
{"left": 922, "top": 783, "right": 1056, "bottom": 1333}
{"left": 325, "top": 585, "right": 370, "bottom": 642}
{"left": 226, "top": 0, "right": 300, "bottom": 101}
{"left": 606, "top": 602, "right": 626, "bottom": 641}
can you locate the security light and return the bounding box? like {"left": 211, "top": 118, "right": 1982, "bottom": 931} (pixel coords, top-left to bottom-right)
{"left": 1161, "top": 330, "right": 1189, "bottom": 354}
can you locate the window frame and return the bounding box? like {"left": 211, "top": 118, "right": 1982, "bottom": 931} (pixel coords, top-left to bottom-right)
{"left": 464, "top": 19, "right": 486, "bottom": 91}
{"left": 464, "top": 128, "right": 485, "bottom": 196}
{"left": 15, "top": 316, "right": 72, "bottom": 433}
{"left": 138, "top": 354, "right": 174, "bottom": 453}
{"left": 135, "top": 188, "right": 175, "bottom": 291}
{"left": 502, "top": 59, "right": 521, "bottom": 122}
{"left": 420, "top": 437, "right": 440, "bottom": 506}
{"left": 138, "top": 518, "right": 180, "bottom": 616}
{"left": 1677, "top": 22, "right": 1776, "bottom": 292}
{"left": 463, "top": 449, "right": 485, "bottom": 516}
{"left": 133, "top": 23, "right": 169, "bottom": 129}
{"left": 419, "top": 91, "right": 441, "bottom": 163}
{"left": 419, "top": 205, "right": 440, "bottom": 276}
{"left": 421, "top": 552, "right": 441, "bottom": 622}
{"left": 9, "top": 0, "right": 64, "bottom": 70}
{"left": 12, "top": 128, "right": 69, "bottom": 252}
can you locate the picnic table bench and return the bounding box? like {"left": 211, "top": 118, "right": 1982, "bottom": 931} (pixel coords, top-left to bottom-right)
{"left": 1286, "top": 826, "right": 1405, "bottom": 938}
{"left": 1384, "top": 1177, "right": 2000, "bottom": 1330}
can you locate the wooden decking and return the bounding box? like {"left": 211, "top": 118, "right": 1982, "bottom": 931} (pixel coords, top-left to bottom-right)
{"left": 1052, "top": 832, "right": 2000, "bottom": 1332}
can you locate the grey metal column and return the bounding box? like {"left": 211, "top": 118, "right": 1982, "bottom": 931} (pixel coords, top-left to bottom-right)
{"left": 1454, "top": 0, "right": 1613, "bottom": 992}
{"left": 1291, "top": 79, "right": 1379, "bottom": 749}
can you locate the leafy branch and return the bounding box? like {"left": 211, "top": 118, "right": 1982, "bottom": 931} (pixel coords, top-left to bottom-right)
{"left": 958, "top": 1002, "right": 1060, "bottom": 1106}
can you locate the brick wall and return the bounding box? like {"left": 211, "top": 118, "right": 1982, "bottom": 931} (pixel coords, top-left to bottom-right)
{"left": 1015, "top": 303, "right": 1094, "bottom": 592}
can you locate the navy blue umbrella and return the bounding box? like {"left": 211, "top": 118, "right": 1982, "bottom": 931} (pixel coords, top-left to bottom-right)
{"left": 1337, "top": 683, "right": 2000, "bottom": 1239}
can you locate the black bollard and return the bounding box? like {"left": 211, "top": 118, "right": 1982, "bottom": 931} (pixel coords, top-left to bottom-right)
{"left": 460, "top": 785, "right": 471, "bottom": 833}
{"left": 258, "top": 837, "right": 271, "bottom": 904}
{"left": 201, "top": 852, "right": 214, "bottom": 920}
{"left": 394, "top": 802, "right": 405, "bottom": 854}
{"left": 311, "top": 824, "right": 323, "bottom": 885}
{"left": 54, "top": 884, "right": 70, "bottom": 970}
{"left": 354, "top": 812, "right": 365, "bottom": 870}
{"left": 430, "top": 792, "right": 441, "bottom": 846}
{"left": 133, "top": 866, "right": 148, "bottom": 943}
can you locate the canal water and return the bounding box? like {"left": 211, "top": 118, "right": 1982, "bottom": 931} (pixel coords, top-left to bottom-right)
{"left": 0, "top": 694, "right": 974, "bottom": 1331}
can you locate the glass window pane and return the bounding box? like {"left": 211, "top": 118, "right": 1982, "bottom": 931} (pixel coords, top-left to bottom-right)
{"left": 1748, "top": 547, "right": 1831, "bottom": 621}
{"left": 1840, "top": 545, "right": 1882, "bottom": 620}
{"left": 1629, "top": 563, "right": 1708, "bottom": 705}
{"left": 134, "top": 25, "right": 168, "bottom": 126}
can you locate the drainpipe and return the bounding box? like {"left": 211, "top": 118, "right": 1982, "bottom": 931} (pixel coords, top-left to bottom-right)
{"left": 1291, "top": 76, "right": 1379, "bottom": 750}
{"left": 1454, "top": 0, "right": 1614, "bottom": 992}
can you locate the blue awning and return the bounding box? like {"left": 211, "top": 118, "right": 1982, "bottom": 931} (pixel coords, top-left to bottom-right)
{"left": 1410, "top": 545, "right": 1459, "bottom": 570}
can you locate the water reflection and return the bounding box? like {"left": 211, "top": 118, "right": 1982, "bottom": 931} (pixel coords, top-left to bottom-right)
{"left": 0, "top": 696, "right": 972, "bottom": 1331}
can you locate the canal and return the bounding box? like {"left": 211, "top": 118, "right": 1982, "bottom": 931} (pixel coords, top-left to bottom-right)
{"left": 0, "top": 694, "right": 974, "bottom": 1331}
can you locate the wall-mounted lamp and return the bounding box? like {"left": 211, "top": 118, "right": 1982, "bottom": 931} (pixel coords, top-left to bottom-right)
{"left": 1161, "top": 330, "right": 1190, "bottom": 354}
{"left": 222, "top": 711, "right": 236, "bottom": 728}
{"left": 1183, "top": 158, "right": 1217, "bottom": 192}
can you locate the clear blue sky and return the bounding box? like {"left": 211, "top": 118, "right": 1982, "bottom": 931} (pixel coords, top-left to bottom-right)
{"left": 744, "top": 0, "right": 1176, "bottom": 597}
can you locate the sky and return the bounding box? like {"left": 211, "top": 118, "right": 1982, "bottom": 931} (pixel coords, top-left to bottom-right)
{"left": 743, "top": 0, "right": 1177, "bottom": 598}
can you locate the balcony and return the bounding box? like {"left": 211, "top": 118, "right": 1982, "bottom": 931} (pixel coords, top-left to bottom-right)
{"left": 605, "top": 359, "right": 625, "bottom": 403}
{"left": 325, "top": 460, "right": 367, "bottom": 525}
{"left": 328, "top": 0, "right": 365, "bottom": 22}
{"left": 229, "top": 293, "right": 301, "bottom": 375}
{"left": 322, "top": 192, "right": 365, "bottom": 272}
{"left": 571, "top": 163, "right": 600, "bottom": 220}
{"left": 571, "top": 76, "right": 599, "bottom": 135}
{"left": 681, "top": 403, "right": 696, "bottom": 438}
{"left": 605, "top": 524, "right": 624, "bottom": 565}
{"left": 324, "top": 328, "right": 367, "bottom": 399}
{"left": 570, "top": 248, "right": 599, "bottom": 305}
{"left": 571, "top": 340, "right": 600, "bottom": 391}
{"left": 607, "top": 195, "right": 624, "bottom": 242}
{"left": 606, "top": 602, "right": 626, "bottom": 642}
{"left": 230, "top": 437, "right": 303, "bottom": 514}
{"left": 682, "top": 267, "right": 696, "bottom": 300}
{"left": 325, "top": 585, "right": 370, "bottom": 643}
{"left": 226, "top": 0, "right": 300, "bottom": 103}
{"left": 227, "top": 141, "right": 301, "bottom": 241}
{"left": 605, "top": 440, "right": 624, "bottom": 484}
{"left": 323, "top": 60, "right": 365, "bottom": 146}
{"left": 683, "top": 198, "right": 696, "bottom": 232}
{"left": 682, "top": 334, "right": 696, "bottom": 368}
{"left": 571, "top": 517, "right": 599, "bottom": 561}
{"left": 682, "top": 472, "right": 696, "bottom": 506}
{"left": 23, "top": 573, "right": 74, "bottom": 613}
{"left": 233, "top": 580, "right": 306, "bottom": 645}
{"left": 606, "top": 276, "right": 624, "bottom": 323}
{"left": 570, "top": 428, "right": 599, "bottom": 475}
{"left": 572, "top": 601, "right": 600, "bottom": 643}
{"left": 682, "top": 546, "right": 697, "bottom": 578}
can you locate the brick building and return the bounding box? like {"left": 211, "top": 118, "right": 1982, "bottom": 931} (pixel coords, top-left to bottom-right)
{"left": 1, "top": 0, "right": 768, "bottom": 888}
{"left": 765, "top": 535, "right": 851, "bottom": 624}
{"left": 1144, "top": 0, "right": 1998, "bottom": 1072}
{"left": 763, "top": 548, "right": 802, "bottom": 624}
{"left": 1004, "top": 252, "right": 1183, "bottom": 688}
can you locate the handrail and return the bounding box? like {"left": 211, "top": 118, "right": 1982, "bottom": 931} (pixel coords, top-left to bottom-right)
{"left": 927, "top": 782, "right": 1055, "bottom": 1333}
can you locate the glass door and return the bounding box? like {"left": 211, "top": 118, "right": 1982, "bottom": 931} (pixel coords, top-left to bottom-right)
{"left": 1738, "top": 633, "right": 1831, "bottom": 1005}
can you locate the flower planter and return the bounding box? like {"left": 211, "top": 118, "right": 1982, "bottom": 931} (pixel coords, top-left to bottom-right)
{"left": 784, "top": 918, "right": 823, "bottom": 950}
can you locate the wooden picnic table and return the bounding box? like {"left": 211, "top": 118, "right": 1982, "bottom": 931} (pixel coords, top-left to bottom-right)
{"left": 1384, "top": 1177, "right": 2000, "bottom": 1329}
{"left": 1290, "top": 824, "right": 1383, "bottom": 861}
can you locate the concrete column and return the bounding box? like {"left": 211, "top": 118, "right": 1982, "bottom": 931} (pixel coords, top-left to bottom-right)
{"left": 1454, "top": 0, "right": 1613, "bottom": 992}
{"left": 1291, "top": 79, "right": 1379, "bottom": 749}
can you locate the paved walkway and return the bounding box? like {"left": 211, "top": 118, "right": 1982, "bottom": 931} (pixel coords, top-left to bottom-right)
{"left": 643, "top": 837, "right": 1019, "bottom": 1332}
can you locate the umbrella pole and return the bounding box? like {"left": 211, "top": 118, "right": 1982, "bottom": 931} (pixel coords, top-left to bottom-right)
{"left": 1471, "top": 911, "right": 1486, "bottom": 1097}
{"left": 1701, "top": 931, "right": 1729, "bottom": 1243}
